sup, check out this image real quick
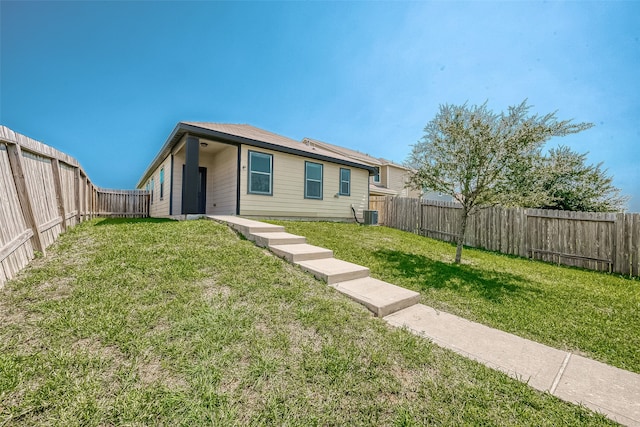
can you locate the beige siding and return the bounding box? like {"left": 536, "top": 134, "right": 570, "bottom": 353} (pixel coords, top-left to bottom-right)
{"left": 172, "top": 149, "right": 184, "bottom": 215}
{"left": 209, "top": 145, "right": 238, "bottom": 215}
{"left": 381, "top": 166, "right": 389, "bottom": 188}
{"left": 239, "top": 145, "right": 369, "bottom": 219}
{"left": 157, "top": 156, "right": 172, "bottom": 216}
{"left": 407, "top": 187, "right": 422, "bottom": 198}
{"left": 386, "top": 165, "right": 420, "bottom": 198}
{"left": 144, "top": 155, "right": 172, "bottom": 217}
{"left": 167, "top": 141, "right": 238, "bottom": 216}
{"left": 197, "top": 152, "right": 223, "bottom": 214}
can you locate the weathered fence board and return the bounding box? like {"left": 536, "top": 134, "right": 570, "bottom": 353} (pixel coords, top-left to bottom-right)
{"left": 374, "top": 196, "right": 639, "bottom": 276}
{"left": 387, "top": 197, "right": 421, "bottom": 233}
{"left": 369, "top": 196, "right": 388, "bottom": 225}
{"left": 21, "top": 150, "right": 63, "bottom": 249}
{"left": 95, "top": 189, "right": 149, "bottom": 218}
{"left": 0, "top": 143, "right": 35, "bottom": 285}
{"left": 60, "top": 162, "right": 77, "bottom": 227}
{"left": 525, "top": 209, "right": 616, "bottom": 272}
{"left": 0, "top": 126, "right": 149, "bottom": 287}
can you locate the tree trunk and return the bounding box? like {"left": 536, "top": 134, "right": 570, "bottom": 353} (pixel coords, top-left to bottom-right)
{"left": 455, "top": 207, "right": 469, "bottom": 264}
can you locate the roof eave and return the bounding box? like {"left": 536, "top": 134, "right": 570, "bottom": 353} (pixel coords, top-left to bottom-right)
{"left": 182, "top": 124, "right": 377, "bottom": 173}
{"left": 138, "top": 123, "right": 377, "bottom": 187}
{"left": 136, "top": 122, "right": 184, "bottom": 188}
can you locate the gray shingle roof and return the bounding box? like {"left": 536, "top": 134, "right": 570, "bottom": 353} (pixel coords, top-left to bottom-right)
{"left": 302, "top": 137, "right": 410, "bottom": 170}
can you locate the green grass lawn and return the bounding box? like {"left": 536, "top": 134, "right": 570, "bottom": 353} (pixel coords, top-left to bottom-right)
{"left": 268, "top": 220, "right": 640, "bottom": 375}
{"left": 0, "top": 219, "right": 616, "bottom": 426}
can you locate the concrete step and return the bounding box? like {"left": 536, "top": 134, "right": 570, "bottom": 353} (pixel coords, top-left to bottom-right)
{"left": 269, "top": 243, "right": 333, "bottom": 262}
{"left": 208, "top": 215, "right": 285, "bottom": 237}
{"left": 332, "top": 277, "right": 421, "bottom": 317}
{"left": 251, "top": 232, "right": 306, "bottom": 248}
{"left": 295, "top": 258, "right": 369, "bottom": 285}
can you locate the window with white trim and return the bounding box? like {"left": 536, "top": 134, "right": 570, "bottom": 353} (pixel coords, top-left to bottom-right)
{"left": 372, "top": 167, "right": 380, "bottom": 183}
{"left": 305, "top": 161, "right": 323, "bottom": 199}
{"left": 248, "top": 151, "right": 273, "bottom": 195}
{"left": 339, "top": 168, "right": 350, "bottom": 196}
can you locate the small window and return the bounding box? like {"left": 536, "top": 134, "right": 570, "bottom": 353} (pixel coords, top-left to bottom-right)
{"left": 248, "top": 151, "right": 273, "bottom": 195}
{"left": 339, "top": 168, "right": 350, "bottom": 196}
{"left": 150, "top": 178, "right": 155, "bottom": 204}
{"left": 159, "top": 167, "right": 165, "bottom": 200}
{"left": 305, "top": 161, "right": 323, "bottom": 199}
{"left": 372, "top": 168, "right": 380, "bottom": 183}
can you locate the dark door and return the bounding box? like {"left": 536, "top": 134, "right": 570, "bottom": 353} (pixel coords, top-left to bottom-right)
{"left": 197, "top": 167, "right": 207, "bottom": 214}
{"left": 182, "top": 166, "right": 207, "bottom": 214}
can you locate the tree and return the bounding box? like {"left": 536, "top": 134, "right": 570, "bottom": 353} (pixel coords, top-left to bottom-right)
{"left": 499, "top": 145, "right": 628, "bottom": 212}
{"left": 535, "top": 145, "right": 627, "bottom": 212}
{"left": 407, "top": 100, "right": 593, "bottom": 264}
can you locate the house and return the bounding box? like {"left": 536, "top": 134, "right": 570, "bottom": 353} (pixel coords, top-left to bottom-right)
{"left": 301, "top": 138, "right": 422, "bottom": 198}
{"left": 137, "top": 122, "right": 376, "bottom": 220}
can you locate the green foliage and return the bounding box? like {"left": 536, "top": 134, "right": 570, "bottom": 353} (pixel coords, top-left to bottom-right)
{"left": 501, "top": 145, "right": 627, "bottom": 212}
{"left": 407, "top": 100, "right": 593, "bottom": 262}
{"left": 532, "top": 146, "right": 626, "bottom": 212}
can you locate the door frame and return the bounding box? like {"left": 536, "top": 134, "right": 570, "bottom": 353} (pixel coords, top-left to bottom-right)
{"left": 182, "top": 165, "right": 207, "bottom": 214}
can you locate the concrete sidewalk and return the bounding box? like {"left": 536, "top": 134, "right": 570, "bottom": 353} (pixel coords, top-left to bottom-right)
{"left": 385, "top": 304, "right": 640, "bottom": 426}
{"left": 211, "top": 215, "right": 640, "bottom": 426}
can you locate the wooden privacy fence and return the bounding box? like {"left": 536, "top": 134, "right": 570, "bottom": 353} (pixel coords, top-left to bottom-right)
{"left": 95, "top": 189, "right": 150, "bottom": 218}
{"left": 0, "top": 126, "right": 149, "bottom": 287}
{"left": 369, "top": 196, "right": 389, "bottom": 226}
{"left": 372, "top": 196, "right": 640, "bottom": 276}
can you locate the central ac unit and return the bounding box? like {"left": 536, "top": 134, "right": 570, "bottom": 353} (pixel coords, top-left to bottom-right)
{"left": 363, "top": 210, "right": 379, "bottom": 225}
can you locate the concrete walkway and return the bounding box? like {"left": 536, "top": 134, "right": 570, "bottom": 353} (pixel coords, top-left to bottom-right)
{"left": 385, "top": 305, "right": 640, "bottom": 426}
{"left": 209, "top": 215, "right": 640, "bottom": 426}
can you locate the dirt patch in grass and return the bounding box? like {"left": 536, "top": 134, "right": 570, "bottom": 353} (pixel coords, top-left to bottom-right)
{"left": 200, "top": 278, "right": 232, "bottom": 302}
{"left": 34, "top": 278, "right": 73, "bottom": 301}
{"left": 0, "top": 299, "right": 30, "bottom": 325}
{"left": 72, "top": 337, "right": 124, "bottom": 360}
{"left": 283, "top": 322, "right": 323, "bottom": 355}
{"left": 137, "top": 354, "right": 188, "bottom": 389}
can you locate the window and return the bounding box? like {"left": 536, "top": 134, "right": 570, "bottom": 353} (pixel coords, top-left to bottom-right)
{"left": 372, "top": 167, "right": 380, "bottom": 183}
{"left": 248, "top": 151, "right": 273, "bottom": 195}
{"left": 339, "top": 168, "right": 350, "bottom": 196}
{"left": 150, "top": 178, "right": 155, "bottom": 204}
{"left": 305, "top": 161, "right": 323, "bottom": 199}
{"left": 159, "top": 167, "right": 165, "bottom": 200}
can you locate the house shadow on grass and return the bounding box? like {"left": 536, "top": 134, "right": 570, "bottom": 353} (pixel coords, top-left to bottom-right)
{"left": 372, "top": 249, "right": 542, "bottom": 303}
{"left": 95, "top": 217, "right": 176, "bottom": 226}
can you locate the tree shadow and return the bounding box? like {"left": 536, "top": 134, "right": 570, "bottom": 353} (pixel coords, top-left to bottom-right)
{"left": 94, "top": 217, "right": 176, "bottom": 226}
{"left": 373, "top": 249, "right": 542, "bottom": 303}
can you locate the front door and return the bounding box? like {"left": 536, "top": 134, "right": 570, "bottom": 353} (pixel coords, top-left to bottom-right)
{"left": 182, "top": 166, "right": 207, "bottom": 214}
{"left": 197, "top": 167, "right": 207, "bottom": 214}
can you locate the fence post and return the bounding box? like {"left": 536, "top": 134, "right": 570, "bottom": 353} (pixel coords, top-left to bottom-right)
{"left": 86, "top": 177, "right": 91, "bottom": 220}
{"left": 74, "top": 167, "right": 81, "bottom": 223}
{"left": 629, "top": 214, "right": 640, "bottom": 276}
{"left": 419, "top": 200, "right": 423, "bottom": 236}
{"left": 613, "top": 213, "right": 624, "bottom": 274}
{"left": 50, "top": 159, "right": 67, "bottom": 232}
{"left": 6, "top": 143, "right": 45, "bottom": 255}
{"left": 90, "top": 183, "right": 96, "bottom": 218}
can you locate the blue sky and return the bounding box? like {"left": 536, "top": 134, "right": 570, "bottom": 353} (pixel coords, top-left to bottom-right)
{"left": 2, "top": 1, "right": 639, "bottom": 210}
